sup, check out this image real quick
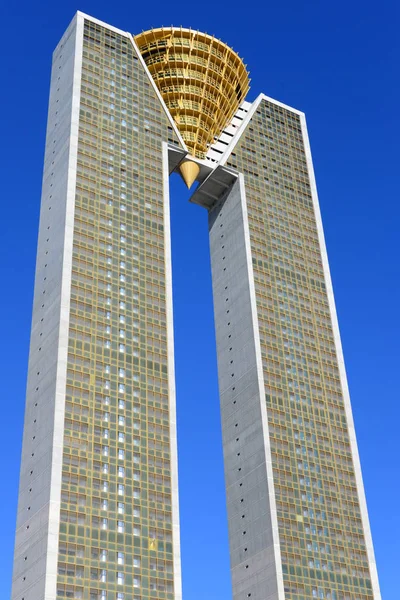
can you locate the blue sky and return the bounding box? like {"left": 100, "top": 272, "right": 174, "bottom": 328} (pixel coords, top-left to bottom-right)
{"left": 1, "top": 0, "right": 399, "bottom": 598}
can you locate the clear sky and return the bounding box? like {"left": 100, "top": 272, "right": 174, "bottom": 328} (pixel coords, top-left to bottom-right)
{"left": 1, "top": 0, "right": 399, "bottom": 598}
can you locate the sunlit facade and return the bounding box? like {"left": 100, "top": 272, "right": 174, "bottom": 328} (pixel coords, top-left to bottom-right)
{"left": 12, "top": 11, "right": 381, "bottom": 600}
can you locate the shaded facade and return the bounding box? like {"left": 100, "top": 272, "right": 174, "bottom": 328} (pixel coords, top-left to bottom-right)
{"left": 12, "top": 11, "right": 381, "bottom": 600}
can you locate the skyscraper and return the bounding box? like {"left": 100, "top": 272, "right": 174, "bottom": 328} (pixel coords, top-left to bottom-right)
{"left": 11, "top": 10, "right": 381, "bottom": 600}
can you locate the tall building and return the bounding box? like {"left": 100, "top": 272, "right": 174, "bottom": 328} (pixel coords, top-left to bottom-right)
{"left": 11, "top": 11, "right": 381, "bottom": 600}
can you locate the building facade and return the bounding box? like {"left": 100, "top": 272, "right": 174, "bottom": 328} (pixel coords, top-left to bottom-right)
{"left": 12, "top": 11, "right": 380, "bottom": 600}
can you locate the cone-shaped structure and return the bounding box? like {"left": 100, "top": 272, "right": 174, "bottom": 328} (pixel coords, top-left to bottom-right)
{"left": 134, "top": 27, "right": 250, "bottom": 160}
{"left": 178, "top": 159, "right": 201, "bottom": 189}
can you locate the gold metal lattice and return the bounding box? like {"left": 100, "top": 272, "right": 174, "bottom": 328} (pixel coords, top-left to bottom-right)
{"left": 134, "top": 27, "right": 250, "bottom": 160}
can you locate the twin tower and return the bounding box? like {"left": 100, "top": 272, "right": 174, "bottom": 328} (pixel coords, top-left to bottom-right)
{"left": 12, "top": 11, "right": 380, "bottom": 600}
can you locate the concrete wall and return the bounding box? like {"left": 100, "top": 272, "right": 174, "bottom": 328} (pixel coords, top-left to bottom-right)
{"left": 209, "top": 177, "right": 282, "bottom": 600}
{"left": 12, "top": 15, "right": 82, "bottom": 600}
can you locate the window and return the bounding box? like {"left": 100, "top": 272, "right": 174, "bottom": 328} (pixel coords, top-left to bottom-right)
{"left": 133, "top": 577, "right": 141, "bottom": 588}
{"left": 118, "top": 415, "right": 125, "bottom": 426}
{"left": 117, "top": 593, "right": 125, "bottom": 600}
{"left": 118, "top": 432, "right": 125, "bottom": 443}
{"left": 117, "top": 521, "right": 125, "bottom": 533}
{"left": 100, "top": 549, "right": 108, "bottom": 561}
{"left": 118, "top": 466, "right": 125, "bottom": 478}
{"left": 118, "top": 399, "right": 125, "bottom": 410}
{"left": 118, "top": 449, "right": 125, "bottom": 460}
{"left": 101, "top": 518, "right": 108, "bottom": 530}
{"left": 117, "top": 572, "right": 125, "bottom": 585}
{"left": 118, "top": 484, "right": 125, "bottom": 496}
{"left": 117, "top": 552, "right": 124, "bottom": 565}
{"left": 118, "top": 502, "right": 125, "bottom": 514}
{"left": 133, "top": 557, "right": 141, "bottom": 568}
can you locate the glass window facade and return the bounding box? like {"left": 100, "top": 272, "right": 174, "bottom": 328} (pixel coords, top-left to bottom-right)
{"left": 56, "top": 20, "right": 180, "bottom": 600}
{"left": 225, "top": 99, "right": 374, "bottom": 600}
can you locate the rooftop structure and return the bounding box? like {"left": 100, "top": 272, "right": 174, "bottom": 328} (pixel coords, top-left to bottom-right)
{"left": 135, "top": 27, "right": 250, "bottom": 186}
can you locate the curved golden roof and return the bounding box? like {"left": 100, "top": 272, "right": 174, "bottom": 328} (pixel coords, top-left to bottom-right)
{"left": 134, "top": 27, "right": 250, "bottom": 160}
